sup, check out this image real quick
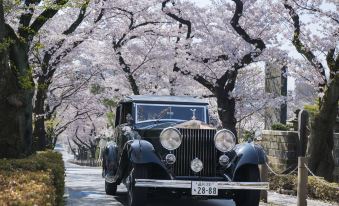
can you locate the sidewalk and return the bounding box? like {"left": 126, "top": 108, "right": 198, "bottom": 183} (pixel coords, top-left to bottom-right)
{"left": 263, "top": 192, "right": 336, "bottom": 206}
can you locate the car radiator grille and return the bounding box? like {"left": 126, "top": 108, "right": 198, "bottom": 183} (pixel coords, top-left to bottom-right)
{"left": 173, "top": 128, "right": 217, "bottom": 177}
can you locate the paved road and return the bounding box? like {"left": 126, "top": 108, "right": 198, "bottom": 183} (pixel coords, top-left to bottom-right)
{"left": 56, "top": 146, "right": 335, "bottom": 206}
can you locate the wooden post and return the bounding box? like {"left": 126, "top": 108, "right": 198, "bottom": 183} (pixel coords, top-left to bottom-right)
{"left": 259, "top": 164, "right": 268, "bottom": 203}
{"left": 297, "top": 157, "right": 308, "bottom": 206}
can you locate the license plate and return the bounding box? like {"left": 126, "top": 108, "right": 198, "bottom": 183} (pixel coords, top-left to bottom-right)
{"left": 191, "top": 181, "right": 218, "bottom": 196}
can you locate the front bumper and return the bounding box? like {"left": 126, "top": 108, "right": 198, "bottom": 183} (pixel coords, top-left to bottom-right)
{"left": 135, "top": 179, "right": 269, "bottom": 190}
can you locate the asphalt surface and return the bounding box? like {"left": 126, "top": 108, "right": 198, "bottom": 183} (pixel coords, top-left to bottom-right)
{"left": 56, "top": 145, "right": 335, "bottom": 206}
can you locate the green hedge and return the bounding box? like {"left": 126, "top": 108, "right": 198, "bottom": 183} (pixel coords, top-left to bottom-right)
{"left": 0, "top": 151, "right": 65, "bottom": 206}
{"left": 269, "top": 174, "right": 339, "bottom": 203}
{"left": 271, "top": 123, "right": 289, "bottom": 131}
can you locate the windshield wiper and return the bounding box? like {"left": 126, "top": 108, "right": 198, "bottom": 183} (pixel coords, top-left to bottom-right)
{"left": 155, "top": 107, "right": 171, "bottom": 123}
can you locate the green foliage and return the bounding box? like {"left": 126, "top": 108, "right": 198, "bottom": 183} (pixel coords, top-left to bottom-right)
{"left": 0, "top": 151, "right": 65, "bottom": 205}
{"left": 45, "top": 119, "right": 57, "bottom": 149}
{"left": 304, "top": 104, "right": 319, "bottom": 115}
{"left": 0, "top": 38, "right": 14, "bottom": 52}
{"left": 90, "top": 84, "right": 105, "bottom": 95}
{"left": 269, "top": 174, "right": 339, "bottom": 203}
{"left": 106, "top": 112, "right": 116, "bottom": 127}
{"left": 271, "top": 123, "right": 289, "bottom": 131}
{"left": 102, "top": 98, "right": 118, "bottom": 109}
{"left": 18, "top": 67, "right": 34, "bottom": 90}
{"left": 101, "top": 98, "right": 118, "bottom": 127}
{"left": 241, "top": 130, "right": 254, "bottom": 142}
{"left": 304, "top": 99, "right": 320, "bottom": 116}
{"left": 3, "top": 0, "right": 21, "bottom": 14}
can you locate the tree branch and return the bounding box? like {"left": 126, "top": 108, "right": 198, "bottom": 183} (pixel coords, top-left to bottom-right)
{"left": 63, "top": 0, "right": 89, "bottom": 35}
{"left": 162, "top": 0, "right": 192, "bottom": 39}
{"left": 29, "top": 0, "right": 70, "bottom": 38}
{"left": 284, "top": 1, "right": 327, "bottom": 86}
{"left": 230, "top": 0, "right": 265, "bottom": 70}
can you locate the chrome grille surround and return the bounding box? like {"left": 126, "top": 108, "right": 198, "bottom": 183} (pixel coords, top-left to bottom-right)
{"left": 173, "top": 128, "right": 217, "bottom": 177}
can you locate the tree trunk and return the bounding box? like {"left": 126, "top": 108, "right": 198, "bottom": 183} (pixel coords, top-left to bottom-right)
{"left": 9, "top": 42, "right": 34, "bottom": 156}
{"left": 33, "top": 84, "right": 48, "bottom": 150}
{"left": 0, "top": 3, "right": 23, "bottom": 157}
{"left": 215, "top": 87, "right": 238, "bottom": 141}
{"left": 307, "top": 76, "right": 339, "bottom": 181}
{"left": 0, "top": 3, "right": 33, "bottom": 157}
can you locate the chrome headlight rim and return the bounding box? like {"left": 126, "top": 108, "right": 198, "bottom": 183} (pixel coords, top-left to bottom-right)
{"left": 214, "top": 129, "right": 236, "bottom": 153}
{"left": 160, "top": 127, "right": 182, "bottom": 151}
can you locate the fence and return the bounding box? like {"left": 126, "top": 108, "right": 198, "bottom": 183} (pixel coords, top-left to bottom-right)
{"left": 261, "top": 156, "right": 339, "bottom": 206}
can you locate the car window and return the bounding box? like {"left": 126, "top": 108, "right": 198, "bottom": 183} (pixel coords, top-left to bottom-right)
{"left": 135, "top": 104, "right": 206, "bottom": 123}
{"left": 120, "top": 103, "right": 133, "bottom": 124}
{"left": 115, "top": 106, "right": 121, "bottom": 127}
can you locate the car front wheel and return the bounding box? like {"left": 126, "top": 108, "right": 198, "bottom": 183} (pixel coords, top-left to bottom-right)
{"left": 128, "top": 165, "right": 148, "bottom": 206}
{"left": 105, "top": 181, "right": 117, "bottom": 195}
{"left": 233, "top": 165, "right": 260, "bottom": 206}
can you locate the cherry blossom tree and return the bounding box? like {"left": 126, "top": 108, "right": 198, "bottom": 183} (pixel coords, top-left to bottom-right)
{"left": 0, "top": 0, "right": 77, "bottom": 157}
{"left": 280, "top": 0, "right": 338, "bottom": 180}
{"left": 161, "top": 0, "right": 282, "bottom": 139}
{"left": 30, "top": 0, "right": 106, "bottom": 150}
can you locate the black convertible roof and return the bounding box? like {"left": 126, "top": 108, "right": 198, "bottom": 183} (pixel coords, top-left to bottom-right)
{"left": 121, "top": 95, "right": 208, "bottom": 105}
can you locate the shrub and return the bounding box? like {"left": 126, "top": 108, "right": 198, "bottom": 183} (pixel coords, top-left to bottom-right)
{"left": 0, "top": 151, "right": 65, "bottom": 206}
{"left": 241, "top": 130, "right": 255, "bottom": 142}
{"left": 0, "top": 171, "right": 55, "bottom": 205}
{"left": 269, "top": 174, "right": 339, "bottom": 203}
{"left": 271, "top": 123, "right": 289, "bottom": 131}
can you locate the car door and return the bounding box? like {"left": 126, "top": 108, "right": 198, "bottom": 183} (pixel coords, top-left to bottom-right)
{"left": 115, "top": 102, "right": 133, "bottom": 158}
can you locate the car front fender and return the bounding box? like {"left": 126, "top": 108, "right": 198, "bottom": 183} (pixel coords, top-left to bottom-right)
{"left": 232, "top": 142, "right": 267, "bottom": 179}
{"left": 128, "top": 139, "right": 164, "bottom": 166}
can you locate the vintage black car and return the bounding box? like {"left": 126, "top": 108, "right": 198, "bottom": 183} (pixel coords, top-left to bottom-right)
{"left": 102, "top": 95, "right": 268, "bottom": 206}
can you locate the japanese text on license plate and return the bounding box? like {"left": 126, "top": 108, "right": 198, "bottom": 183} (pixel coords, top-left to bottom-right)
{"left": 191, "top": 181, "right": 218, "bottom": 196}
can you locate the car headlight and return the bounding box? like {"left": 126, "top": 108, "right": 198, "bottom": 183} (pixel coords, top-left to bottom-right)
{"left": 214, "top": 129, "right": 236, "bottom": 152}
{"left": 160, "top": 127, "right": 182, "bottom": 150}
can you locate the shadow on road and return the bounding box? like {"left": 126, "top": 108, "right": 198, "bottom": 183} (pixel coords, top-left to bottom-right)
{"left": 114, "top": 192, "right": 234, "bottom": 206}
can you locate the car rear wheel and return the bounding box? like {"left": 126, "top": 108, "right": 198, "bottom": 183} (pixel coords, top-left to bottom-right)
{"left": 105, "top": 181, "right": 117, "bottom": 195}
{"left": 128, "top": 165, "right": 148, "bottom": 206}
{"left": 234, "top": 165, "right": 260, "bottom": 206}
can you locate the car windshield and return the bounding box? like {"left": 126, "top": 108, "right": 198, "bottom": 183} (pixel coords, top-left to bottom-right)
{"left": 135, "top": 103, "right": 207, "bottom": 123}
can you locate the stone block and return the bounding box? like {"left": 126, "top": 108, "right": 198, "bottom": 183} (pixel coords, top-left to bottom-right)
{"left": 260, "top": 141, "right": 271, "bottom": 149}
{"left": 269, "top": 163, "right": 288, "bottom": 173}
{"left": 278, "top": 142, "right": 296, "bottom": 151}
{"left": 270, "top": 142, "right": 279, "bottom": 149}
{"left": 268, "top": 149, "right": 276, "bottom": 156}
{"left": 271, "top": 150, "right": 296, "bottom": 159}
{"left": 267, "top": 156, "right": 297, "bottom": 165}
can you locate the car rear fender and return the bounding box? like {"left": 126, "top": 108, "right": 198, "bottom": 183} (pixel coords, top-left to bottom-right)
{"left": 232, "top": 142, "right": 267, "bottom": 180}
{"left": 104, "top": 142, "right": 118, "bottom": 176}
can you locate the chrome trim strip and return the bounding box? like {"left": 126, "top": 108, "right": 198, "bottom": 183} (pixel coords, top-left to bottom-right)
{"left": 135, "top": 179, "right": 269, "bottom": 190}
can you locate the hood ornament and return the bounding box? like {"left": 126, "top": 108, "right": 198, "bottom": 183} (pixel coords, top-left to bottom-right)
{"left": 190, "top": 109, "right": 196, "bottom": 120}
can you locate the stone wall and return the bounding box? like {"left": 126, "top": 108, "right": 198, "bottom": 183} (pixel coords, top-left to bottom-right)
{"left": 259, "top": 131, "right": 339, "bottom": 182}
{"left": 258, "top": 130, "right": 298, "bottom": 172}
